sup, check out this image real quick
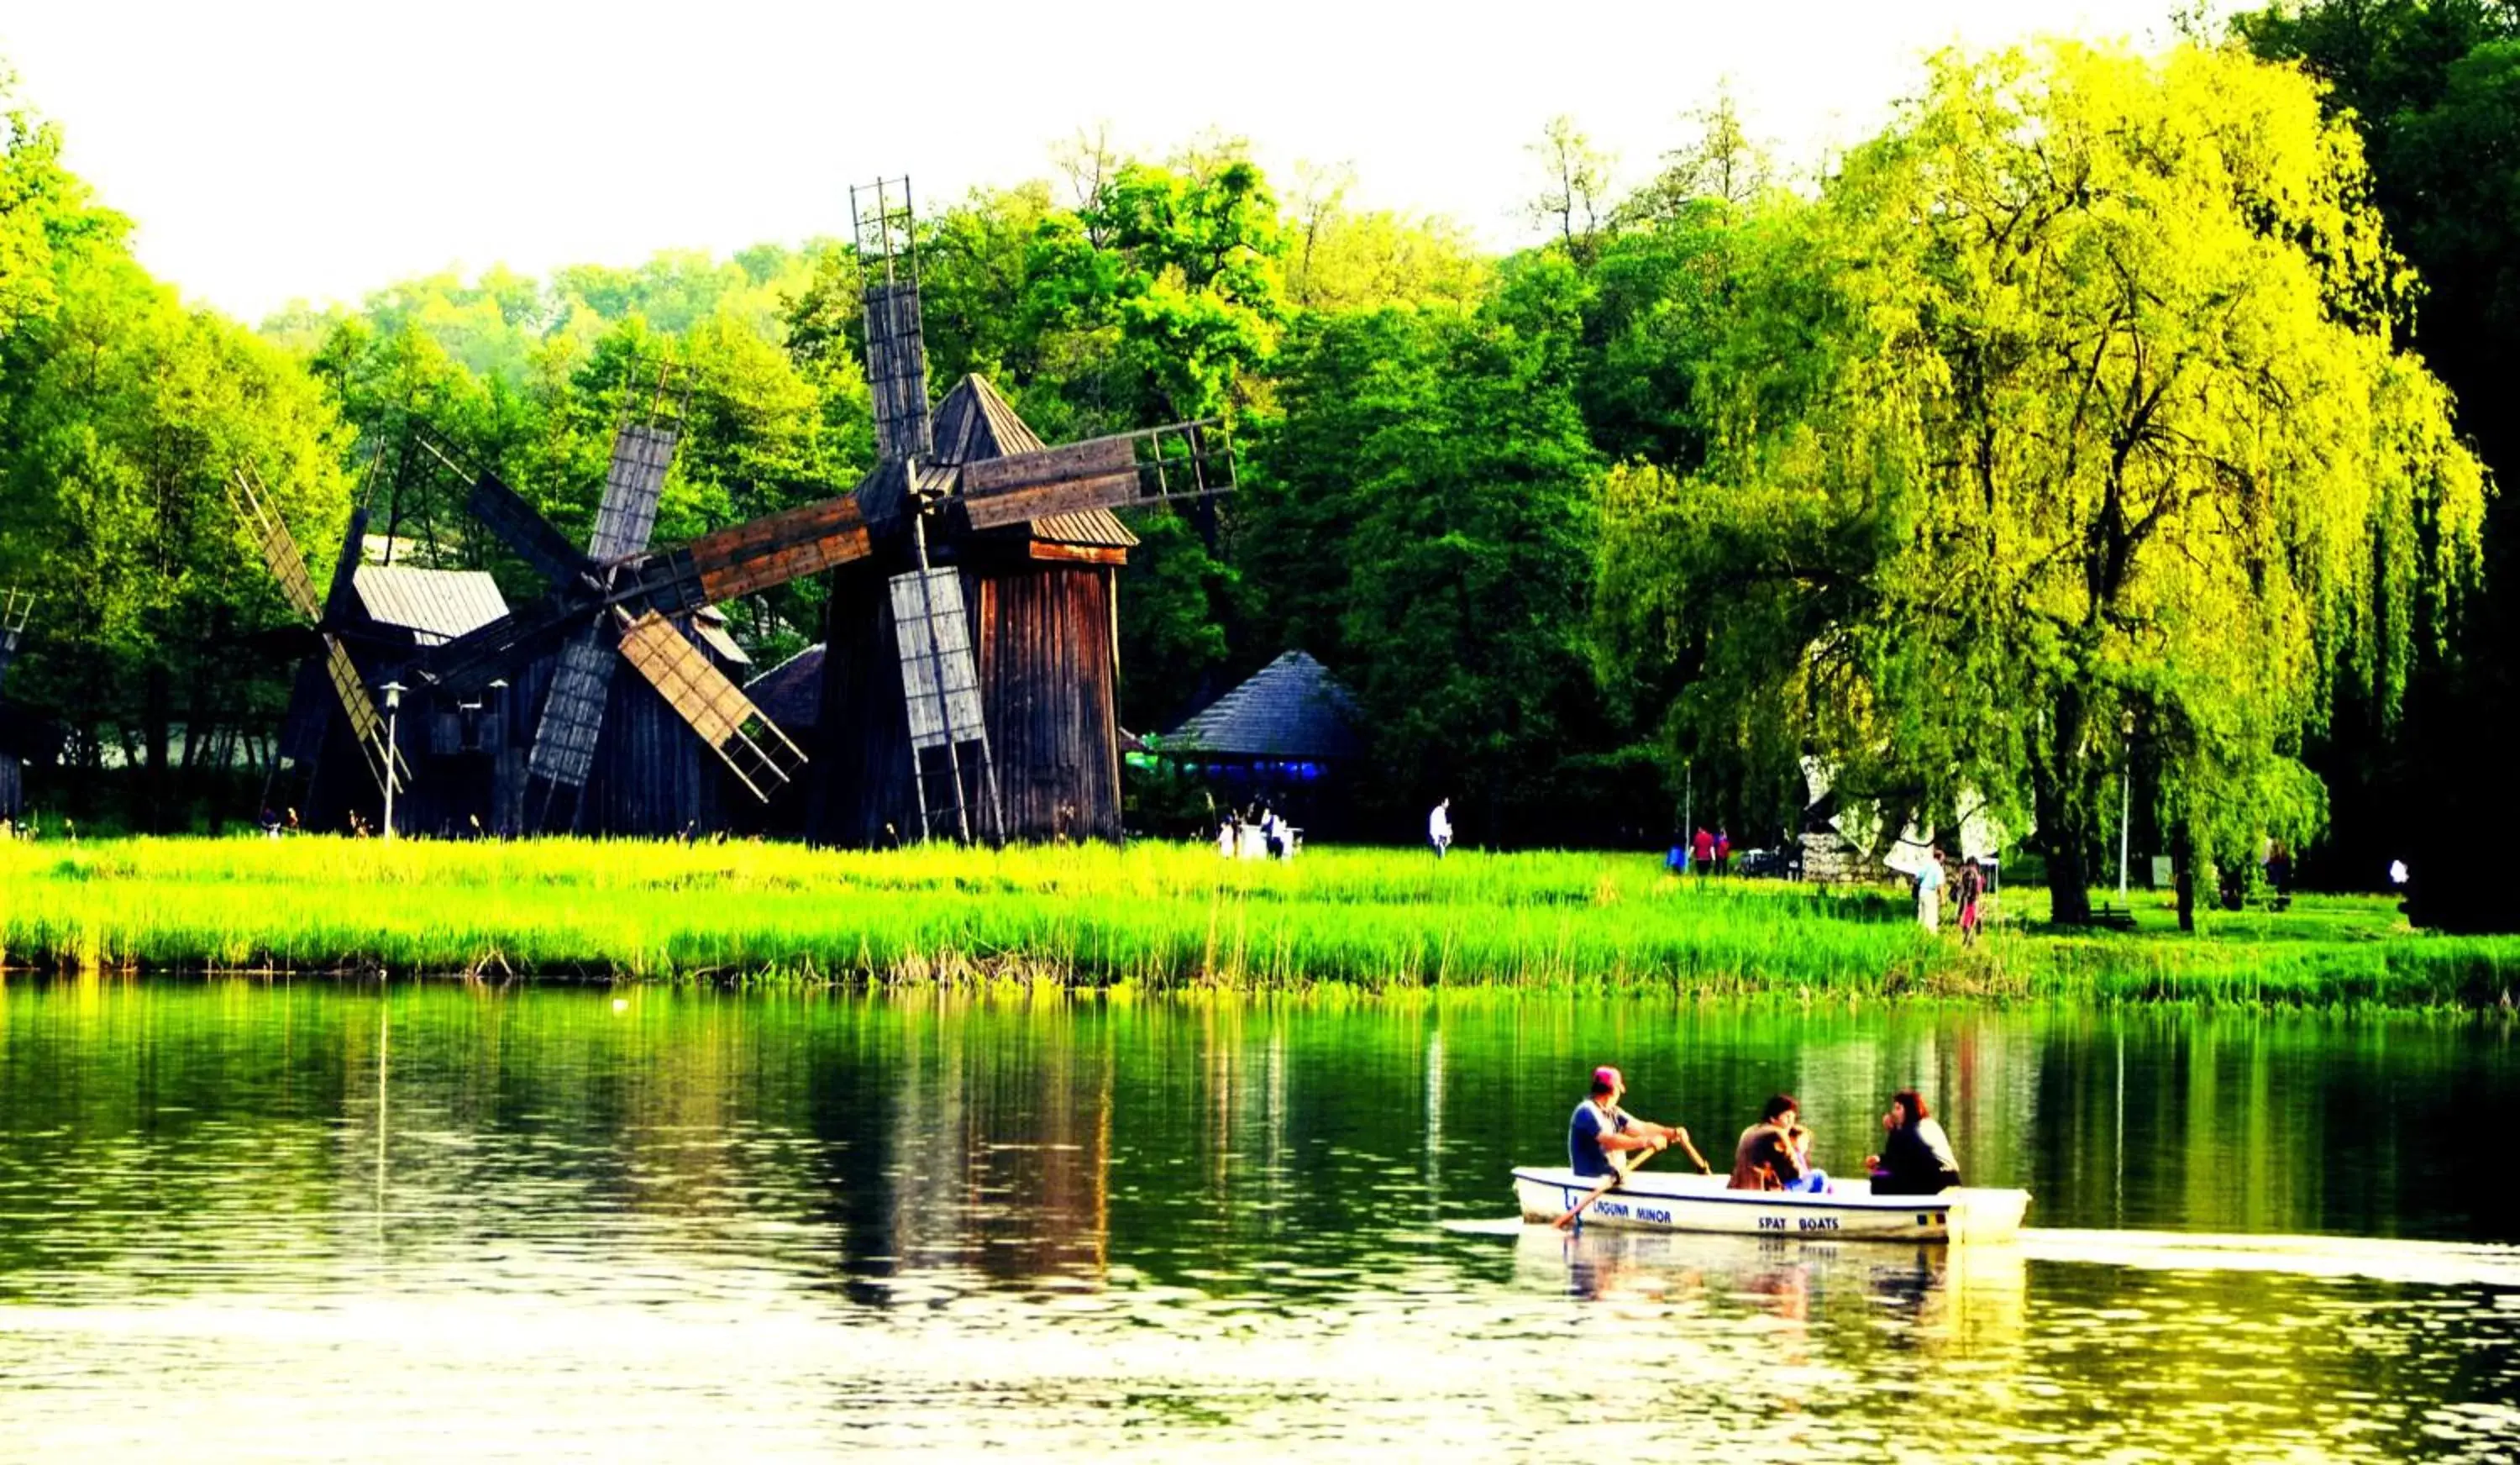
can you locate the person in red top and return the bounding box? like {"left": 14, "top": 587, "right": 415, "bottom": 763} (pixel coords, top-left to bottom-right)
{"left": 1714, "top": 828, "right": 1732, "bottom": 875}
{"left": 1691, "top": 827, "right": 1715, "bottom": 878}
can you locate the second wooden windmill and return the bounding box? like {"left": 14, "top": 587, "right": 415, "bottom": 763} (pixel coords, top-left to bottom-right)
{"left": 806, "top": 178, "right": 1236, "bottom": 846}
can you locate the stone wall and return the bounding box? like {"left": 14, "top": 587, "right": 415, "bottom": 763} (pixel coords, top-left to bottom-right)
{"left": 1800, "top": 829, "right": 1890, "bottom": 885}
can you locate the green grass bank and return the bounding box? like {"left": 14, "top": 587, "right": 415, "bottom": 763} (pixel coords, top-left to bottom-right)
{"left": 2, "top": 838, "right": 2514, "bottom": 1005}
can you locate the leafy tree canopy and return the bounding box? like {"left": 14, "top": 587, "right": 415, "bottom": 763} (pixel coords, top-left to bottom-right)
{"left": 1597, "top": 40, "right": 2488, "bottom": 922}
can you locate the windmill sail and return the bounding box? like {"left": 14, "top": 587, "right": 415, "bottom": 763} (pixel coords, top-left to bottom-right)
{"left": 853, "top": 176, "right": 932, "bottom": 465}
{"left": 864, "top": 281, "right": 932, "bottom": 465}
{"left": 520, "top": 416, "right": 680, "bottom": 801}
{"left": 684, "top": 491, "right": 875, "bottom": 600}
{"left": 464, "top": 466, "right": 590, "bottom": 587}
{"left": 612, "top": 610, "right": 806, "bottom": 800}
{"left": 527, "top": 628, "right": 614, "bottom": 792}
{"left": 228, "top": 470, "right": 325, "bottom": 622}
{"left": 888, "top": 568, "right": 984, "bottom": 752}
{"left": 957, "top": 420, "right": 1233, "bottom": 531}
{"left": 588, "top": 423, "right": 675, "bottom": 560}
{"left": 229, "top": 469, "right": 405, "bottom": 794}
{"left": 0, "top": 588, "right": 30, "bottom": 688}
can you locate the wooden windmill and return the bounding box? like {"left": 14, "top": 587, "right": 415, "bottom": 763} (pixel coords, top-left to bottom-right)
{"left": 410, "top": 391, "right": 806, "bottom": 833}
{"left": 806, "top": 177, "right": 1236, "bottom": 846}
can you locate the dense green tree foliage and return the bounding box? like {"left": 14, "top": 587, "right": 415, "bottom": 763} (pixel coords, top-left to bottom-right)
{"left": 0, "top": 77, "right": 350, "bottom": 827}
{"left": 1597, "top": 41, "right": 2486, "bottom": 923}
{"left": 2238, "top": 0, "right": 2520, "bottom": 927}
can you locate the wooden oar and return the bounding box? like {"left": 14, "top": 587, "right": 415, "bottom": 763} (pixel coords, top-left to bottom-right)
{"left": 1667, "top": 1128, "right": 1713, "bottom": 1174}
{"left": 1555, "top": 1140, "right": 1659, "bottom": 1231}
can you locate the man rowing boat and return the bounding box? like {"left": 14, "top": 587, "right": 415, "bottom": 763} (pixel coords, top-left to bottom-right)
{"left": 1568, "top": 1066, "right": 1710, "bottom": 1179}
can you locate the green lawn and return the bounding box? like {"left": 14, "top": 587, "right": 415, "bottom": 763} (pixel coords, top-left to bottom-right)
{"left": 0, "top": 837, "right": 2512, "bottom": 1006}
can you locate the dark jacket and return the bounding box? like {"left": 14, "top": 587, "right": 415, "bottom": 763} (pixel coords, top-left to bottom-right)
{"left": 1872, "top": 1117, "right": 1961, "bottom": 1195}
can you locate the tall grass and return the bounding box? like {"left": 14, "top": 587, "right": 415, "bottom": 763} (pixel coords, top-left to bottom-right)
{"left": 2, "top": 838, "right": 2512, "bottom": 1005}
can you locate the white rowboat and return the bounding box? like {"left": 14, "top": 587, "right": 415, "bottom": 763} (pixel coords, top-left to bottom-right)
{"left": 1513, "top": 1165, "right": 2031, "bottom": 1242}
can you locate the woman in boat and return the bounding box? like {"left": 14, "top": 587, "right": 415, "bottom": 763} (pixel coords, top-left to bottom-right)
{"left": 1730, "top": 1093, "right": 1827, "bottom": 1192}
{"left": 1865, "top": 1089, "right": 1962, "bottom": 1195}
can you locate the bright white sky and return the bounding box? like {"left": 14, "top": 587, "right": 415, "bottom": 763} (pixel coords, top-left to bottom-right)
{"left": 3, "top": 0, "right": 2188, "bottom": 323}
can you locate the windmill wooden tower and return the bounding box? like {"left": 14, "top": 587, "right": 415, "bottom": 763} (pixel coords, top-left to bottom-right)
{"left": 806, "top": 177, "right": 1235, "bottom": 846}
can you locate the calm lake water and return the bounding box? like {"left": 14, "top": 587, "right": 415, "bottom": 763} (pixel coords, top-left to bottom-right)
{"left": 0, "top": 981, "right": 2514, "bottom": 1460}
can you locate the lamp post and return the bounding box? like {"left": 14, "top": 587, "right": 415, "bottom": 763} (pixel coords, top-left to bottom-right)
{"left": 381, "top": 681, "right": 404, "bottom": 842}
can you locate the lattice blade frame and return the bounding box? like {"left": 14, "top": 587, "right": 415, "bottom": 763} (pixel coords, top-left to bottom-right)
{"left": 888, "top": 568, "right": 984, "bottom": 752}
{"left": 228, "top": 470, "right": 324, "bottom": 623}
{"left": 323, "top": 634, "right": 407, "bottom": 793}
{"left": 588, "top": 423, "right": 676, "bottom": 560}
{"left": 528, "top": 629, "right": 617, "bottom": 790}
{"left": 0, "top": 587, "right": 27, "bottom": 687}
{"left": 612, "top": 610, "right": 806, "bottom": 801}
{"left": 863, "top": 281, "right": 932, "bottom": 464}
{"left": 957, "top": 420, "right": 1236, "bottom": 531}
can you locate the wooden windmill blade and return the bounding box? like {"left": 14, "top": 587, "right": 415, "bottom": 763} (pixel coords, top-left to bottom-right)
{"left": 463, "top": 467, "right": 590, "bottom": 587}
{"left": 525, "top": 627, "right": 616, "bottom": 793}
{"left": 514, "top": 417, "right": 684, "bottom": 797}
{"left": 228, "top": 467, "right": 406, "bottom": 793}
{"left": 678, "top": 489, "right": 879, "bottom": 602}
{"left": 0, "top": 586, "right": 30, "bottom": 687}
{"left": 586, "top": 421, "right": 677, "bottom": 561}
{"left": 957, "top": 420, "right": 1237, "bottom": 531}
{"left": 853, "top": 176, "right": 932, "bottom": 465}
{"left": 412, "top": 428, "right": 590, "bottom": 588}
{"left": 228, "top": 468, "right": 327, "bottom": 623}
{"left": 611, "top": 608, "right": 806, "bottom": 801}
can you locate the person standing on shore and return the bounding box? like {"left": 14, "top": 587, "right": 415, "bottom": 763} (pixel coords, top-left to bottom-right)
{"left": 1916, "top": 846, "right": 1945, "bottom": 933}
{"left": 1692, "top": 827, "right": 1714, "bottom": 880}
{"left": 1956, "top": 857, "right": 1984, "bottom": 946}
{"left": 1429, "top": 798, "right": 1452, "bottom": 859}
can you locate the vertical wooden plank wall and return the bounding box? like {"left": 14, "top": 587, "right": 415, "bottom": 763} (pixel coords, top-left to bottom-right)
{"left": 807, "top": 566, "right": 919, "bottom": 847}
{"left": 976, "top": 563, "right": 1121, "bottom": 843}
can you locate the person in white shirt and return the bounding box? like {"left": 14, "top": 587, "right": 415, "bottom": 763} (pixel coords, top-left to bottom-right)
{"left": 1429, "top": 798, "right": 1452, "bottom": 859}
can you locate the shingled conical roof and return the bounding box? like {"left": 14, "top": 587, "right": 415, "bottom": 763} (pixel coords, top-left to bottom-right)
{"left": 931, "top": 375, "right": 1137, "bottom": 552}
{"left": 1164, "top": 651, "right": 1362, "bottom": 761}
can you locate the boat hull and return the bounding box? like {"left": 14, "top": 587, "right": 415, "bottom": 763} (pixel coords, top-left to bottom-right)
{"left": 1513, "top": 1166, "right": 2029, "bottom": 1242}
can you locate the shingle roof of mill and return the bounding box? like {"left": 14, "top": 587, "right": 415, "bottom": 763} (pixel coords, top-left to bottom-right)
{"left": 744, "top": 643, "right": 823, "bottom": 732}
{"left": 351, "top": 566, "right": 509, "bottom": 646}
{"left": 1163, "top": 651, "right": 1362, "bottom": 760}
{"left": 932, "top": 375, "right": 1138, "bottom": 554}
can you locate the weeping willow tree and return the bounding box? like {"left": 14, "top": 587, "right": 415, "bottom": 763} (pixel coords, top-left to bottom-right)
{"left": 1599, "top": 39, "right": 2487, "bottom": 925}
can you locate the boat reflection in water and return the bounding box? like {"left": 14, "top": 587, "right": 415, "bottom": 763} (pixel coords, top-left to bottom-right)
{"left": 1516, "top": 1222, "right": 2029, "bottom": 1352}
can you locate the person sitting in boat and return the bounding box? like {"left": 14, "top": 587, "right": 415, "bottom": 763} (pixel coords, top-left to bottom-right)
{"left": 1864, "top": 1089, "right": 1962, "bottom": 1195}
{"left": 1730, "top": 1093, "right": 1828, "bottom": 1192}
{"left": 1568, "top": 1066, "right": 1706, "bottom": 1179}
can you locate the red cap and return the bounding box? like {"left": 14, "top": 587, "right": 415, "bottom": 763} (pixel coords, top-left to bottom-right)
{"left": 1593, "top": 1066, "right": 1624, "bottom": 1090}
